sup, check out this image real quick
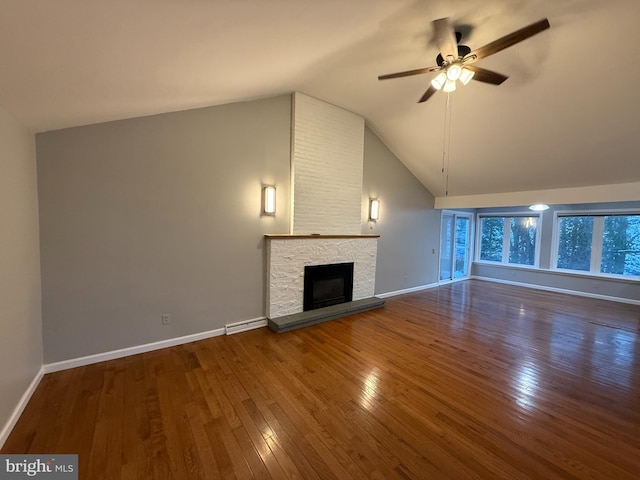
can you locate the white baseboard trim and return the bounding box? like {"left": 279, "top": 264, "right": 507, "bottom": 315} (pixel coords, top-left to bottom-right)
{"left": 3, "top": 317, "right": 267, "bottom": 447}
{"left": 0, "top": 366, "right": 45, "bottom": 449}
{"left": 471, "top": 276, "right": 640, "bottom": 306}
{"left": 43, "top": 326, "right": 226, "bottom": 374}
{"left": 377, "top": 282, "right": 440, "bottom": 299}
{"left": 225, "top": 317, "right": 267, "bottom": 335}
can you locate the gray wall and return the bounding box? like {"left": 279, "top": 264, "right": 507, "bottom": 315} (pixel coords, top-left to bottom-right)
{"left": 362, "top": 126, "right": 440, "bottom": 294}
{"left": 0, "top": 105, "right": 43, "bottom": 439}
{"left": 473, "top": 202, "right": 640, "bottom": 302}
{"left": 36, "top": 96, "right": 443, "bottom": 363}
{"left": 37, "top": 96, "right": 292, "bottom": 363}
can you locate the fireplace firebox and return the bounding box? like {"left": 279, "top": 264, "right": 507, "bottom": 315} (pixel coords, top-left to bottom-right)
{"left": 303, "top": 262, "right": 354, "bottom": 311}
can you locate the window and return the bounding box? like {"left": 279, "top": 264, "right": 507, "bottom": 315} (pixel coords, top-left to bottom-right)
{"left": 509, "top": 217, "right": 538, "bottom": 266}
{"left": 554, "top": 213, "right": 640, "bottom": 277}
{"left": 556, "top": 216, "right": 593, "bottom": 271}
{"left": 479, "top": 217, "right": 503, "bottom": 262}
{"left": 602, "top": 216, "right": 640, "bottom": 275}
{"left": 478, "top": 215, "right": 540, "bottom": 266}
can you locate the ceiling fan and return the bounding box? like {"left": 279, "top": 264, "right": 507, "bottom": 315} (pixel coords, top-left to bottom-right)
{"left": 378, "top": 17, "right": 550, "bottom": 103}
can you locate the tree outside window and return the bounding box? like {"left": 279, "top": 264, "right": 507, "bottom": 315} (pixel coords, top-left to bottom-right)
{"left": 480, "top": 217, "right": 503, "bottom": 262}
{"left": 509, "top": 217, "right": 537, "bottom": 266}
{"left": 478, "top": 216, "right": 538, "bottom": 266}
{"left": 557, "top": 216, "right": 593, "bottom": 271}
{"left": 601, "top": 216, "right": 640, "bottom": 276}
{"left": 555, "top": 213, "right": 640, "bottom": 278}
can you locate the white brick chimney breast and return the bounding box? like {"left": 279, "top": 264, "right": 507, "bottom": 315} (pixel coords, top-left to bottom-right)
{"left": 265, "top": 93, "right": 378, "bottom": 320}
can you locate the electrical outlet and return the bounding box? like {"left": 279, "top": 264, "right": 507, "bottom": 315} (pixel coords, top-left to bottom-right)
{"left": 161, "top": 313, "right": 171, "bottom": 325}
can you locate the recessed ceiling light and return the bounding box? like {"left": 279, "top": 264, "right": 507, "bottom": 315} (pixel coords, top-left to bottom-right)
{"left": 529, "top": 203, "right": 549, "bottom": 211}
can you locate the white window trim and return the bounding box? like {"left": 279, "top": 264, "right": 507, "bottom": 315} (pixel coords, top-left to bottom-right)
{"left": 476, "top": 212, "right": 542, "bottom": 267}
{"left": 550, "top": 208, "right": 640, "bottom": 278}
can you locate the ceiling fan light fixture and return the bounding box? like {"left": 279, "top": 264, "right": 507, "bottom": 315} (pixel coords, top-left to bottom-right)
{"left": 378, "top": 17, "right": 550, "bottom": 104}
{"left": 446, "top": 64, "right": 462, "bottom": 81}
{"left": 431, "top": 72, "right": 447, "bottom": 90}
{"left": 443, "top": 79, "right": 457, "bottom": 93}
{"left": 459, "top": 67, "right": 475, "bottom": 85}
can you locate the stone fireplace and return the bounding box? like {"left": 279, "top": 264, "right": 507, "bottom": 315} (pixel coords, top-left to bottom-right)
{"left": 265, "top": 234, "right": 378, "bottom": 320}
{"left": 265, "top": 93, "right": 383, "bottom": 331}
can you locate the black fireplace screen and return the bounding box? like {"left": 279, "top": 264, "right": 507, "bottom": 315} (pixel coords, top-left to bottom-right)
{"left": 303, "top": 262, "right": 354, "bottom": 311}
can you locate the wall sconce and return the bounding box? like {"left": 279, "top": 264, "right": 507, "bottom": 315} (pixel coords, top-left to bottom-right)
{"left": 369, "top": 198, "right": 380, "bottom": 221}
{"left": 262, "top": 185, "right": 276, "bottom": 216}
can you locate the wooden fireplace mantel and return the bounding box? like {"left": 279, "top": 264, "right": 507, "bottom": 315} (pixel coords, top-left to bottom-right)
{"left": 264, "top": 234, "right": 380, "bottom": 239}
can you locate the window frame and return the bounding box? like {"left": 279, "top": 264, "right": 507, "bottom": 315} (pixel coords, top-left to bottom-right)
{"left": 475, "top": 212, "right": 542, "bottom": 268}
{"left": 440, "top": 210, "right": 475, "bottom": 282}
{"left": 551, "top": 208, "right": 640, "bottom": 279}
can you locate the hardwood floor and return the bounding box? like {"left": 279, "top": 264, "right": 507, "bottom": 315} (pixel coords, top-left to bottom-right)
{"left": 3, "top": 280, "right": 640, "bottom": 479}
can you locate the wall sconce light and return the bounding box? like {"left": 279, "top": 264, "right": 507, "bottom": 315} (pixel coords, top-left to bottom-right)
{"left": 262, "top": 185, "right": 276, "bottom": 216}
{"left": 369, "top": 198, "right": 380, "bottom": 221}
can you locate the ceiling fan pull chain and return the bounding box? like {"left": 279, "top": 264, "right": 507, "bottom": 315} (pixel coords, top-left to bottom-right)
{"left": 444, "top": 92, "right": 453, "bottom": 196}
{"left": 441, "top": 92, "right": 450, "bottom": 174}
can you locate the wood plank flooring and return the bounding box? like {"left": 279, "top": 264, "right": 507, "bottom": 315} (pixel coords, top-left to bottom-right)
{"left": 3, "top": 280, "right": 640, "bottom": 479}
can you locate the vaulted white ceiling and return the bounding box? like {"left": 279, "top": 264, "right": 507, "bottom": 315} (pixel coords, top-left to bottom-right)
{"left": 1, "top": 0, "right": 638, "bottom": 207}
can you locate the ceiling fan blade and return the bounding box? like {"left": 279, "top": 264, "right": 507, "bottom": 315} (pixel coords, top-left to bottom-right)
{"left": 433, "top": 17, "right": 459, "bottom": 61}
{"left": 418, "top": 85, "right": 438, "bottom": 103}
{"left": 465, "top": 65, "right": 508, "bottom": 85}
{"left": 378, "top": 65, "right": 441, "bottom": 80}
{"left": 466, "top": 18, "right": 550, "bottom": 62}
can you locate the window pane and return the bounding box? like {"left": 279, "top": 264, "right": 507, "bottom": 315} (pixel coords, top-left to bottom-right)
{"left": 454, "top": 217, "right": 470, "bottom": 278}
{"left": 509, "top": 217, "right": 537, "bottom": 265}
{"left": 601, "top": 215, "right": 640, "bottom": 276}
{"left": 440, "top": 215, "right": 453, "bottom": 281}
{"left": 480, "top": 217, "right": 504, "bottom": 261}
{"left": 557, "top": 216, "right": 593, "bottom": 271}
